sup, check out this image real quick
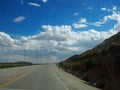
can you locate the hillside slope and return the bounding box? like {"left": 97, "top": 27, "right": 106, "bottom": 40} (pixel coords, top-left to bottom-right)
{"left": 59, "top": 32, "right": 120, "bottom": 90}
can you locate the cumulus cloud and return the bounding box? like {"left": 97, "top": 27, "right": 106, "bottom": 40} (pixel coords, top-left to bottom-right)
{"left": 34, "top": 25, "right": 119, "bottom": 56}
{"left": 13, "top": 16, "right": 26, "bottom": 23}
{"left": 14, "top": 24, "right": 119, "bottom": 52}
{"left": 73, "top": 18, "right": 88, "bottom": 28}
{"left": 0, "top": 22, "right": 119, "bottom": 62}
{"left": 31, "top": 25, "right": 71, "bottom": 41}
{"left": 107, "top": 12, "right": 120, "bottom": 22}
{"left": 0, "top": 32, "right": 15, "bottom": 47}
{"left": 42, "top": 0, "right": 48, "bottom": 3}
{"left": 28, "top": 2, "right": 40, "bottom": 7}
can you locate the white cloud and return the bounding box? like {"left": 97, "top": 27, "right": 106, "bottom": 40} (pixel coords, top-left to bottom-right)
{"left": 101, "top": 6, "right": 117, "bottom": 12}
{"left": 113, "top": 6, "right": 117, "bottom": 11}
{"left": 113, "top": 23, "right": 120, "bottom": 31}
{"left": 73, "top": 18, "right": 88, "bottom": 28}
{"left": 28, "top": 2, "right": 41, "bottom": 7}
{"left": 74, "top": 12, "right": 79, "bottom": 16}
{"left": 86, "top": 7, "right": 93, "bottom": 11}
{"left": 79, "top": 18, "right": 87, "bottom": 24}
{"left": 73, "top": 7, "right": 119, "bottom": 27}
{"left": 42, "top": 0, "right": 48, "bottom": 3}
{"left": 101, "top": 7, "right": 107, "bottom": 11}
{"left": 93, "top": 11, "right": 120, "bottom": 26}
{"left": 73, "top": 23, "right": 87, "bottom": 28}
{"left": 32, "top": 25, "right": 72, "bottom": 41}
{"left": 107, "top": 12, "right": 120, "bottom": 22}
{"left": 0, "top": 22, "right": 119, "bottom": 62}
{"left": 0, "top": 32, "right": 15, "bottom": 47}
{"left": 93, "top": 21, "right": 103, "bottom": 26}
{"left": 13, "top": 16, "right": 26, "bottom": 23}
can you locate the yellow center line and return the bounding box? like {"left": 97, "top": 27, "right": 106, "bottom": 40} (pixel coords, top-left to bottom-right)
{"left": 0, "top": 70, "right": 33, "bottom": 87}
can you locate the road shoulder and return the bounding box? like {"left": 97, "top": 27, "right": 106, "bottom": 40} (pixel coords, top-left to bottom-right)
{"left": 51, "top": 65, "right": 101, "bottom": 90}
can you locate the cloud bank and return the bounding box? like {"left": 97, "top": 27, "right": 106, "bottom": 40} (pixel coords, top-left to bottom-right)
{"left": 0, "top": 23, "right": 119, "bottom": 62}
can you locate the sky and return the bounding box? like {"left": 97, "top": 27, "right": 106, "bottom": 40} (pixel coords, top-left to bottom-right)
{"left": 0, "top": 0, "right": 120, "bottom": 63}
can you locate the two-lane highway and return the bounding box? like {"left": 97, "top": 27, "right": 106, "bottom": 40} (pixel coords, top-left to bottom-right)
{"left": 0, "top": 65, "right": 66, "bottom": 90}
{"left": 0, "top": 65, "right": 100, "bottom": 90}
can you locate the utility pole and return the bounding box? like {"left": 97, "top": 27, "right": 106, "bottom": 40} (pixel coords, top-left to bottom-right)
{"left": 23, "top": 48, "right": 26, "bottom": 64}
{"left": 23, "top": 42, "right": 28, "bottom": 64}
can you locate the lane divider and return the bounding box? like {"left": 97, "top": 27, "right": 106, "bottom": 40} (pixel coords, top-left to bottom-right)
{"left": 0, "top": 70, "right": 33, "bottom": 87}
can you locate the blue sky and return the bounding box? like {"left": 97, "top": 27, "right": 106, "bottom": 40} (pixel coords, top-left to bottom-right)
{"left": 0, "top": 0, "right": 119, "bottom": 36}
{"left": 0, "top": 0, "right": 120, "bottom": 63}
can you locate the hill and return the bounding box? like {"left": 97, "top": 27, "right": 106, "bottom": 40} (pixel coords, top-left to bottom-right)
{"left": 14, "top": 61, "right": 32, "bottom": 65}
{"left": 58, "top": 32, "right": 120, "bottom": 90}
{"left": 0, "top": 61, "right": 33, "bottom": 69}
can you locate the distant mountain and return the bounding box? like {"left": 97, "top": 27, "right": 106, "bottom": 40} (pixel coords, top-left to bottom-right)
{"left": 59, "top": 32, "right": 120, "bottom": 90}
{"left": 0, "top": 61, "right": 33, "bottom": 69}
{"left": 14, "top": 61, "right": 33, "bottom": 65}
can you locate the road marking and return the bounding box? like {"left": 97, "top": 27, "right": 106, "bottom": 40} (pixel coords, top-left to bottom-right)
{"left": 0, "top": 70, "right": 33, "bottom": 87}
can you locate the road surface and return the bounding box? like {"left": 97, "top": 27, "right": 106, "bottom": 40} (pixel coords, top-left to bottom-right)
{"left": 0, "top": 65, "right": 100, "bottom": 90}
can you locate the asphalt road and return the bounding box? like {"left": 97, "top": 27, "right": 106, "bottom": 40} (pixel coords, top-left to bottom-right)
{"left": 0, "top": 64, "right": 100, "bottom": 90}
{"left": 0, "top": 65, "right": 66, "bottom": 90}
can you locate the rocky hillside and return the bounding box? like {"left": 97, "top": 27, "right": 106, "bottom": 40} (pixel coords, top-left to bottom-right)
{"left": 58, "top": 32, "right": 120, "bottom": 90}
